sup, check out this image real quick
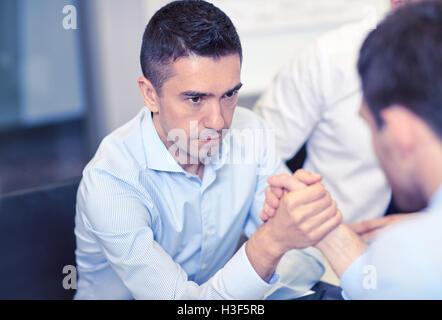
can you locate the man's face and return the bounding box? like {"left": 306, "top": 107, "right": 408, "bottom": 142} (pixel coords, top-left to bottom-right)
{"left": 151, "top": 54, "right": 242, "bottom": 165}
{"left": 359, "top": 101, "right": 426, "bottom": 211}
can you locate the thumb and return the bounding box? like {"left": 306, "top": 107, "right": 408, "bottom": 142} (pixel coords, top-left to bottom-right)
{"left": 267, "top": 173, "right": 307, "bottom": 192}
{"left": 293, "top": 169, "right": 322, "bottom": 186}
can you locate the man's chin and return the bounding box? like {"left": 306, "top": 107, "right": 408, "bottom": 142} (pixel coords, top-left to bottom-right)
{"left": 191, "top": 144, "right": 222, "bottom": 164}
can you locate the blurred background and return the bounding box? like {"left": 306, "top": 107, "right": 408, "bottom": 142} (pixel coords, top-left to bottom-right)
{"left": 0, "top": 0, "right": 390, "bottom": 195}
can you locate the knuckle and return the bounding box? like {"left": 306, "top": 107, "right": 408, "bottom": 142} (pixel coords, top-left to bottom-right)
{"left": 307, "top": 233, "right": 318, "bottom": 244}
{"left": 290, "top": 211, "right": 302, "bottom": 225}
{"left": 316, "top": 185, "right": 327, "bottom": 197}
{"left": 330, "top": 200, "right": 338, "bottom": 212}
{"left": 299, "top": 224, "right": 309, "bottom": 234}
{"left": 326, "top": 206, "right": 336, "bottom": 219}
{"left": 333, "top": 212, "right": 343, "bottom": 226}
{"left": 337, "top": 211, "right": 343, "bottom": 223}
{"left": 324, "top": 193, "right": 332, "bottom": 206}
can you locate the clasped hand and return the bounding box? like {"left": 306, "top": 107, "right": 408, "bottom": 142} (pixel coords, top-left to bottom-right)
{"left": 260, "top": 169, "right": 342, "bottom": 251}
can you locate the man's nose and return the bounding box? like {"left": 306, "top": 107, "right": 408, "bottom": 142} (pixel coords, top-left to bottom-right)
{"left": 204, "top": 101, "right": 225, "bottom": 131}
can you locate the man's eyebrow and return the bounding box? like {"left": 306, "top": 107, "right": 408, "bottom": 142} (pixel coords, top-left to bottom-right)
{"left": 180, "top": 83, "right": 243, "bottom": 98}
{"left": 181, "top": 91, "right": 212, "bottom": 98}
{"left": 223, "top": 83, "right": 243, "bottom": 96}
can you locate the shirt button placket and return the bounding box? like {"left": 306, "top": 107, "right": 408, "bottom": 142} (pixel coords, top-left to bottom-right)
{"left": 199, "top": 189, "right": 214, "bottom": 274}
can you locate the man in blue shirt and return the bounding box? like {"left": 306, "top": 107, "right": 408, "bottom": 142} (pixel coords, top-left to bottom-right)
{"left": 265, "top": 0, "right": 442, "bottom": 298}
{"left": 74, "top": 0, "right": 342, "bottom": 299}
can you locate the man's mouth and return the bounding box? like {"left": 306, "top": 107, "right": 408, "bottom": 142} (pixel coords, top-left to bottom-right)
{"left": 199, "top": 136, "right": 220, "bottom": 143}
{"left": 198, "top": 132, "right": 222, "bottom": 143}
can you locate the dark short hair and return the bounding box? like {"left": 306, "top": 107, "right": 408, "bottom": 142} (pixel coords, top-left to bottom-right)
{"left": 140, "top": 0, "right": 242, "bottom": 94}
{"left": 358, "top": 0, "right": 442, "bottom": 138}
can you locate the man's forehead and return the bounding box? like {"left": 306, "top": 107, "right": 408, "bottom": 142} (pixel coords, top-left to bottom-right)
{"left": 163, "top": 54, "right": 241, "bottom": 94}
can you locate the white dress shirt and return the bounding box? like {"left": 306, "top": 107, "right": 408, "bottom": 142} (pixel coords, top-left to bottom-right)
{"left": 254, "top": 17, "right": 391, "bottom": 223}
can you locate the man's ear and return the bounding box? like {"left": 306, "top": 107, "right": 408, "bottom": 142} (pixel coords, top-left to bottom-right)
{"left": 138, "top": 76, "right": 160, "bottom": 113}
{"left": 380, "top": 105, "right": 418, "bottom": 156}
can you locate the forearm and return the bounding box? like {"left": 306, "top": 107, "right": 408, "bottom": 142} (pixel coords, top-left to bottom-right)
{"left": 315, "top": 224, "right": 366, "bottom": 278}
{"left": 245, "top": 223, "right": 285, "bottom": 282}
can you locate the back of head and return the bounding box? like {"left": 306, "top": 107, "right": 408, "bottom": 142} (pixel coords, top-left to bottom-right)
{"left": 358, "top": 0, "right": 442, "bottom": 138}
{"left": 140, "top": 0, "right": 242, "bottom": 94}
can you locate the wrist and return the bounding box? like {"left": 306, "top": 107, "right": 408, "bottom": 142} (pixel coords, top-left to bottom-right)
{"left": 314, "top": 224, "right": 366, "bottom": 278}
{"left": 259, "top": 221, "right": 288, "bottom": 259}
{"left": 245, "top": 224, "right": 285, "bottom": 282}
{"left": 314, "top": 224, "right": 342, "bottom": 252}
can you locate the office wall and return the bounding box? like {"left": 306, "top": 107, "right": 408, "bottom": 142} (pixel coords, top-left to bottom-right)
{"left": 81, "top": 0, "right": 151, "bottom": 151}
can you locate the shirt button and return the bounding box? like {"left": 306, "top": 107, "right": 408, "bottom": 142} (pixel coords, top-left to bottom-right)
{"left": 201, "top": 264, "right": 207, "bottom": 270}
{"left": 206, "top": 229, "right": 214, "bottom": 236}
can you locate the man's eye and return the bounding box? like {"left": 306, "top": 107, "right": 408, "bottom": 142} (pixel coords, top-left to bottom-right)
{"left": 224, "top": 90, "right": 238, "bottom": 99}
{"left": 188, "top": 97, "right": 201, "bottom": 104}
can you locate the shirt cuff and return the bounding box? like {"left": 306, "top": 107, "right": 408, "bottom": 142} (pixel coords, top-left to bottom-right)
{"left": 339, "top": 252, "right": 369, "bottom": 299}
{"left": 221, "top": 243, "right": 278, "bottom": 299}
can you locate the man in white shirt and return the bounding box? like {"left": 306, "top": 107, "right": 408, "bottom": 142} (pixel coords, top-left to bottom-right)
{"left": 254, "top": 0, "right": 420, "bottom": 233}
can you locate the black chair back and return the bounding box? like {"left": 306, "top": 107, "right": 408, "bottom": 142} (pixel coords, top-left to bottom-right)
{"left": 0, "top": 178, "right": 80, "bottom": 299}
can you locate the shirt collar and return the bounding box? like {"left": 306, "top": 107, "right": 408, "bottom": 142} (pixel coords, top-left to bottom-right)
{"left": 141, "top": 107, "right": 229, "bottom": 174}
{"left": 141, "top": 108, "right": 184, "bottom": 173}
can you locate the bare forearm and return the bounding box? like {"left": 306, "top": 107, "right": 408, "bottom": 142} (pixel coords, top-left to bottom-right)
{"left": 245, "top": 224, "right": 285, "bottom": 282}
{"left": 315, "top": 224, "right": 366, "bottom": 278}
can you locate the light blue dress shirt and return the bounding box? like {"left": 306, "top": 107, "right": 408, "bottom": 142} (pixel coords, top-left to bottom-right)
{"left": 341, "top": 185, "right": 442, "bottom": 299}
{"left": 74, "top": 107, "right": 324, "bottom": 300}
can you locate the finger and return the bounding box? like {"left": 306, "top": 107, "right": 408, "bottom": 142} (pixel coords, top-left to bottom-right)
{"left": 310, "top": 210, "right": 343, "bottom": 244}
{"left": 271, "top": 186, "right": 284, "bottom": 199}
{"left": 292, "top": 194, "right": 334, "bottom": 224}
{"left": 265, "top": 187, "right": 281, "bottom": 209}
{"left": 267, "top": 173, "right": 307, "bottom": 192}
{"left": 387, "top": 212, "right": 420, "bottom": 224}
{"left": 260, "top": 210, "right": 270, "bottom": 222}
{"left": 300, "top": 200, "right": 338, "bottom": 231}
{"left": 361, "top": 229, "right": 382, "bottom": 243}
{"left": 293, "top": 169, "right": 322, "bottom": 186}
{"left": 284, "top": 182, "right": 328, "bottom": 208}
{"left": 348, "top": 221, "right": 372, "bottom": 235}
{"left": 263, "top": 202, "right": 276, "bottom": 218}
{"left": 349, "top": 217, "right": 393, "bottom": 235}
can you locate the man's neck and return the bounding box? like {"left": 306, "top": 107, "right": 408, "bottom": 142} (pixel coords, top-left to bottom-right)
{"left": 182, "top": 162, "right": 205, "bottom": 180}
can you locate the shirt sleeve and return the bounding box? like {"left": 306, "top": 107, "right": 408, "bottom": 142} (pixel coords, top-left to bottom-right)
{"left": 340, "top": 216, "right": 442, "bottom": 299}
{"left": 253, "top": 41, "right": 325, "bottom": 161}
{"left": 77, "top": 167, "right": 276, "bottom": 300}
